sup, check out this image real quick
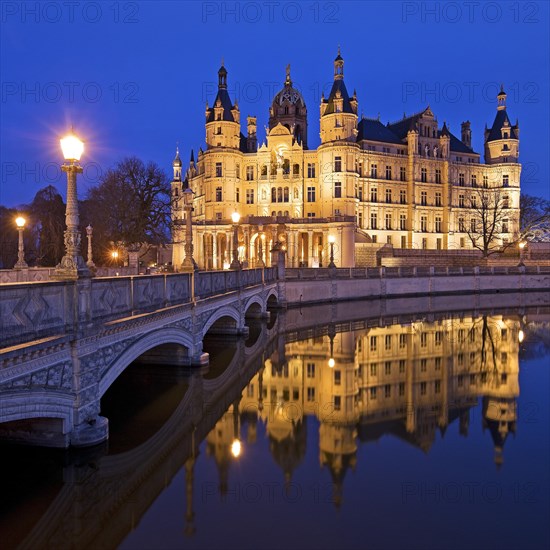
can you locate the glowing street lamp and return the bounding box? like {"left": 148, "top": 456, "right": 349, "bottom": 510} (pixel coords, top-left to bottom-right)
{"left": 14, "top": 216, "right": 28, "bottom": 269}
{"left": 111, "top": 250, "right": 119, "bottom": 266}
{"left": 54, "top": 129, "right": 90, "bottom": 279}
{"left": 328, "top": 234, "right": 336, "bottom": 268}
{"left": 230, "top": 211, "right": 241, "bottom": 270}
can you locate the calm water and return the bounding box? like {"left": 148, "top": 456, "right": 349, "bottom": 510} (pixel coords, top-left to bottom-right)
{"left": 1, "top": 298, "right": 549, "bottom": 550}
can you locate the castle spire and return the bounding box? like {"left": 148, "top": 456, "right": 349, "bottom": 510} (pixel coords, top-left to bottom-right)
{"left": 285, "top": 63, "right": 292, "bottom": 86}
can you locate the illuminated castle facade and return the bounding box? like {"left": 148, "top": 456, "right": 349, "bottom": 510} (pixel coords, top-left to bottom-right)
{"left": 171, "top": 52, "right": 521, "bottom": 269}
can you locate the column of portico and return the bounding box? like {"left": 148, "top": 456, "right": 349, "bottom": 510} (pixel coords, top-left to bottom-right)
{"left": 226, "top": 230, "right": 232, "bottom": 267}
{"left": 244, "top": 227, "right": 250, "bottom": 265}
{"left": 322, "top": 229, "right": 329, "bottom": 268}
{"left": 288, "top": 230, "right": 296, "bottom": 267}
{"left": 212, "top": 232, "right": 218, "bottom": 270}
{"left": 308, "top": 230, "right": 313, "bottom": 267}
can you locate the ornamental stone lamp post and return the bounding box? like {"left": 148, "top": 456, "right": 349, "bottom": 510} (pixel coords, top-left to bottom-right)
{"left": 86, "top": 224, "right": 96, "bottom": 270}
{"left": 181, "top": 188, "right": 198, "bottom": 272}
{"left": 230, "top": 211, "right": 241, "bottom": 270}
{"left": 53, "top": 130, "right": 90, "bottom": 279}
{"left": 14, "top": 216, "right": 28, "bottom": 269}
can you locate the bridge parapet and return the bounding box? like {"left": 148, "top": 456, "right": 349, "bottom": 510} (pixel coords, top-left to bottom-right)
{"left": 1, "top": 269, "right": 279, "bottom": 349}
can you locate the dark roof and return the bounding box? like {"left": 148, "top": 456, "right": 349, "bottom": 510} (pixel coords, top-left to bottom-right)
{"left": 449, "top": 132, "right": 475, "bottom": 154}
{"left": 486, "top": 109, "right": 519, "bottom": 142}
{"left": 323, "top": 79, "right": 354, "bottom": 115}
{"left": 357, "top": 118, "right": 402, "bottom": 144}
{"left": 206, "top": 88, "right": 235, "bottom": 123}
{"left": 387, "top": 110, "right": 426, "bottom": 140}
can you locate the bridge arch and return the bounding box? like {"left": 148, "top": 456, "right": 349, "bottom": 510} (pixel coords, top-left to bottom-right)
{"left": 0, "top": 391, "right": 73, "bottom": 429}
{"left": 266, "top": 289, "right": 279, "bottom": 308}
{"left": 201, "top": 305, "right": 241, "bottom": 338}
{"left": 99, "top": 327, "right": 195, "bottom": 397}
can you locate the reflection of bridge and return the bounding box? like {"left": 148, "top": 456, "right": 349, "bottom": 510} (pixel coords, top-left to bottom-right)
{"left": 16, "top": 317, "right": 281, "bottom": 550}
{"left": 0, "top": 269, "right": 281, "bottom": 447}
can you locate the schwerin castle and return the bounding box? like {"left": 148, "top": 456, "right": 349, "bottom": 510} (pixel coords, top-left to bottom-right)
{"left": 171, "top": 50, "right": 521, "bottom": 269}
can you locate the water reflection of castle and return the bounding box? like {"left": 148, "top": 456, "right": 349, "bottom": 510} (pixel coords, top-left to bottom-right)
{"left": 207, "top": 315, "right": 519, "bottom": 504}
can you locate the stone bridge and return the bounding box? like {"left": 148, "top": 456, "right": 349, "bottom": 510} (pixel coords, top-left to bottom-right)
{"left": 0, "top": 268, "right": 282, "bottom": 448}
{"left": 14, "top": 319, "right": 282, "bottom": 550}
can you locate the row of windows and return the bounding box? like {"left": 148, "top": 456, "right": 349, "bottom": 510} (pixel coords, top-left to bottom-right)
{"left": 212, "top": 185, "right": 510, "bottom": 210}
{"left": 210, "top": 161, "right": 511, "bottom": 187}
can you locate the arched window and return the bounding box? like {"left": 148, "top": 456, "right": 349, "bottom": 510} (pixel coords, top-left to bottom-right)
{"left": 271, "top": 187, "right": 277, "bottom": 202}
{"left": 277, "top": 187, "right": 283, "bottom": 202}
{"left": 284, "top": 210, "right": 289, "bottom": 217}
{"left": 284, "top": 187, "right": 289, "bottom": 202}
{"left": 272, "top": 211, "right": 276, "bottom": 216}
{"left": 293, "top": 163, "right": 300, "bottom": 175}
{"left": 284, "top": 106, "right": 289, "bottom": 114}
{"left": 278, "top": 210, "right": 282, "bottom": 216}
{"left": 261, "top": 165, "right": 267, "bottom": 176}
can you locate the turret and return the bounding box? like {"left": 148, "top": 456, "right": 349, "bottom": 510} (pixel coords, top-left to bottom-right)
{"left": 205, "top": 62, "right": 241, "bottom": 149}
{"left": 172, "top": 146, "right": 182, "bottom": 181}
{"left": 484, "top": 85, "right": 519, "bottom": 164}
{"left": 268, "top": 64, "right": 308, "bottom": 148}
{"left": 320, "top": 48, "right": 358, "bottom": 143}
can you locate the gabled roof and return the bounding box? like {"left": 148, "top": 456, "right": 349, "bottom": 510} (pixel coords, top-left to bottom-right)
{"left": 323, "top": 79, "right": 354, "bottom": 115}
{"left": 357, "top": 118, "right": 402, "bottom": 144}
{"left": 486, "top": 109, "right": 519, "bottom": 142}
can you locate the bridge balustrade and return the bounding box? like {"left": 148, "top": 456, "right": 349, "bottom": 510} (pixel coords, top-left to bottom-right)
{"left": 0, "top": 269, "right": 279, "bottom": 349}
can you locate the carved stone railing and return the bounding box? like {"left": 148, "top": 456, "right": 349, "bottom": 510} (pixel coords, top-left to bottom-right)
{"left": 0, "top": 268, "right": 278, "bottom": 349}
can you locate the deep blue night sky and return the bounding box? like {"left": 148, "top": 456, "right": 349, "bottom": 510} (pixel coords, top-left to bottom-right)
{"left": 1, "top": 1, "right": 549, "bottom": 207}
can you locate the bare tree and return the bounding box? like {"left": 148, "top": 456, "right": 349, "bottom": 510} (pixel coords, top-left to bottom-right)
{"left": 464, "top": 188, "right": 517, "bottom": 257}
{"left": 84, "top": 157, "right": 171, "bottom": 263}
{"left": 520, "top": 194, "right": 550, "bottom": 242}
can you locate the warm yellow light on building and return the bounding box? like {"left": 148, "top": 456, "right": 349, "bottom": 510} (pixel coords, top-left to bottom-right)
{"left": 328, "top": 357, "right": 335, "bottom": 368}
{"left": 231, "top": 211, "right": 240, "bottom": 224}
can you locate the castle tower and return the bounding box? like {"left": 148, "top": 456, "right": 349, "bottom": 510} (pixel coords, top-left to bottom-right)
{"left": 320, "top": 48, "right": 358, "bottom": 143}
{"left": 205, "top": 63, "right": 241, "bottom": 149}
{"left": 484, "top": 85, "right": 520, "bottom": 164}
{"left": 268, "top": 64, "right": 308, "bottom": 148}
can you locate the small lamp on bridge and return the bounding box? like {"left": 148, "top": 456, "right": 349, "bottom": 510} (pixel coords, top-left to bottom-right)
{"left": 230, "top": 211, "right": 241, "bottom": 270}
{"left": 14, "top": 216, "right": 28, "bottom": 269}
{"left": 328, "top": 234, "right": 336, "bottom": 268}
